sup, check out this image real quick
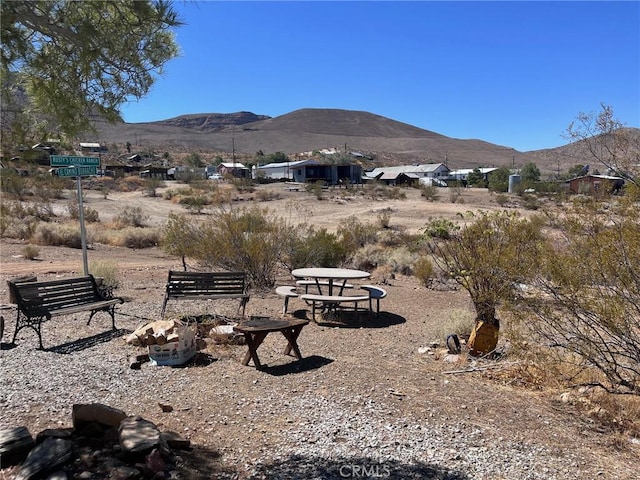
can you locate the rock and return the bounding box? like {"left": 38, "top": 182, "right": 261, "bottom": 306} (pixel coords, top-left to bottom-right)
{"left": 161, "top": 431, "right": 191, "bottom": 450}
{"left": 119, "top": 416, "right": 162, "bottom": 455}
{"left": 72, "top": 404, "right": 127, "bottom": 430}
{"left": 0, "top": 426, "right": 35, "bottom": 466}
{"left": 443, "top": 354, "right": 462, "bottom": 363}
{"left": 15, "top": 437, "right": 73, "bottom": 480}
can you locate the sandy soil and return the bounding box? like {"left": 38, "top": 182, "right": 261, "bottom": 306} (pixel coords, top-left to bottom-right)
{"left": 1, "top": 183, "right": 637, "bottom": 479}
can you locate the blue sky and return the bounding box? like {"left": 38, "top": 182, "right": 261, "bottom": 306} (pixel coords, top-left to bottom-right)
{"left": 119, "top": 1, "right": 640, "bottom": 152}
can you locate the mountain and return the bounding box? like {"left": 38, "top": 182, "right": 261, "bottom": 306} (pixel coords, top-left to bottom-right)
{"left": 92, "top": 108, "right": 626, "bottom": 172}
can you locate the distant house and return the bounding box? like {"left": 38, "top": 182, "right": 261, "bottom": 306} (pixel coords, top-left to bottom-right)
{"left": 256, "top": 159, "right": 362, "bottom": 184}
{"left": 79, "top": 142, "right": 107, "bottom": 153}
{"left": 567, "top": 174, "right": 625, "bottom": 194}
{"left": 447, "top": 167, "right": 498, "bottom": 184}
{"left": 219, "top": 162, "right": 250, "bottom": 178}
{"left": 363, "top": 163, "right": 450, "bottom": 186}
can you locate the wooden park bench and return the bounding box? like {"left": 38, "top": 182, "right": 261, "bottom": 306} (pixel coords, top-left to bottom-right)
{"left": 8, "top": 275, "right": 124, "bottom": 349}
{"left": 161, "top": 270, "right": 250, "bottom": 318}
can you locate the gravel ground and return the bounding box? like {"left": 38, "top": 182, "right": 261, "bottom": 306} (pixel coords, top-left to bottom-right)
{"left": 1, "top": 261, "right": 638, "bottom": 480}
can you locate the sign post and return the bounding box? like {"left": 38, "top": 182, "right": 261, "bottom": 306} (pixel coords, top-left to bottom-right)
{"left": 50, "top": 155, "right": 100, "bottom": 276}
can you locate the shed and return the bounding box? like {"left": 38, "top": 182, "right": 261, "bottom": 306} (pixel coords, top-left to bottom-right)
{"left": 567, "top": 174, "right": 625, "bottom": 194}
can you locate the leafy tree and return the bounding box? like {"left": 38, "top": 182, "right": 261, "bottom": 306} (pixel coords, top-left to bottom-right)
{"left": 1, "top": 0, "right": 181, "bottom": 139}
{"left": 265, "top": 151, "right": 289, "bottom": 164}
{"left": 520, "top": 162, "right": 540, "bottom": 185}
{"left": 185, "top": 152, "right": 204, "bottom": 168}
{"left": 466, "top": 168, "right": 485, "bottom": 187}
{"left": 487, "top": 166, "right": 511, "bottom": 193}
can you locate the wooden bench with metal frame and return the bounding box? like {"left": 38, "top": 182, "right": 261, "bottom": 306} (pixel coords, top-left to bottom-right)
{"left": 161, "top": 270, "right": 250, "bottom": 318}
{"left": 9, "top": 275, "right": 124, "bottom": 349}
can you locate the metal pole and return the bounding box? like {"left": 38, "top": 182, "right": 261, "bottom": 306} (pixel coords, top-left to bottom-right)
{"left": 76, "top": 173, "right": 89, "bottom": 275}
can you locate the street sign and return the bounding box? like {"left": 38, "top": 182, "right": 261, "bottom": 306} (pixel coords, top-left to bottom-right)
{"left": 50, "top": 155, "right": 100, "bottom": 167}
{"left": 56, "top": 166, "right": 98, "bottom": 177}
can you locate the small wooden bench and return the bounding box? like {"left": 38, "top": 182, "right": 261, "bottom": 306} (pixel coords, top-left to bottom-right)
{"left": 161, "top": 270, "right": 250, "bottom": 318}
{"left": 233, "top": 316, "right": 309, "bottom": 370}
{"left": 8, "top": 275, "right": 124, "bottom": 349}
{"left": 300, "top": 293, "right": 369, "bottom": 321}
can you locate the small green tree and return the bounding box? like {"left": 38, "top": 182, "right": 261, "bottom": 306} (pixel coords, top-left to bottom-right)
{"left": 487, "top": 166, "right": 511, "bottom": 193}
{"left": 466, "top": 168, "right": 486, "bottom": 187}
{"left": 520, "top": 162, "right": 541, "bottom": 186}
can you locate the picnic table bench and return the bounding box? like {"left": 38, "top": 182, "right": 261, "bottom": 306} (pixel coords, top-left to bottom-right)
{"left": 8, "top": 275, "right": 124, "bottom": 349}
{"left": 300, "top": 293, "right": 370, "bottom": 321}
{"left": 161, "top": 270, "right": 250, "bottom": 318}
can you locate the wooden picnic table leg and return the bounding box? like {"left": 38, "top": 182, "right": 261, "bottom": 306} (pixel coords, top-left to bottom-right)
{"left": 281, "top": 325, "right": 305, "bottom": 359}
{"left": 241, "top": 331, "right": 269, "bottom": 369}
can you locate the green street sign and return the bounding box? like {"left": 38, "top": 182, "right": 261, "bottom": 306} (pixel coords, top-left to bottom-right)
{"left": 56, "top": 166, "right": 98, "bottom": 177}
{"left": 50, "top": 155, "right": 100, "bottom": 167}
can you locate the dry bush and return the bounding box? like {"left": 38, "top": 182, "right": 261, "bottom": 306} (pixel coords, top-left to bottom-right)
{"left": 432, "top": 307, "right": 475, "bottom": 344}
{"left": 21, "top": 244, "right": 40, "bottom": 260}
{"left": 32, "top": 223, "right": 82, "bottom": 248}
{"left": 413, "top": 256, "right": 435, "bottom": 286}
{"left": 66, "top": 200, "right": 100, "bottom": 223}
{"left": 116, "top": 227, "right": 160, "bottom": 248}
{"left": 114, "top": 176, "right": 147, "bottom": 192}
{"left": 349, "top": 244, "right": 387, "bottom": 272}
{"left": 384, "top": 247, "right": 419, "bottom": 276}
{"left": 255, "top": 189, "right": 282, "bottom": 202}
{"left": 89, "top": 260, "right": 120, "bottom": 290}
{"left": 113, "top": 206, "right": 148, "bottom": 228}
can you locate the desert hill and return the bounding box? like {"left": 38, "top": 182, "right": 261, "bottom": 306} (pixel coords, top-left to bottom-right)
{"left": 92, "top": 108, "right": 637, "bottom": 173}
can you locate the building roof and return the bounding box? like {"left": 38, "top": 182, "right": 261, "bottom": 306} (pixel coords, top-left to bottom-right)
{"left": 367, "top": 163, "right": 448, "bottom": 177}
{"left": 449, "top": 167, "right": 498, "bottom": 175}
{"left": 79, "top": 142, "right": 101, "bottom": 148}
{"left": 220, "top": 162, "right": 247, "bottom": 169}
{"left": 257, "top": 159, "right": 319, "bottom": 169}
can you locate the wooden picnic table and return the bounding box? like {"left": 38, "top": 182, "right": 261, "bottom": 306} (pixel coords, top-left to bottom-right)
{"left": 233, "top": 317, "right": 309, "bottom": 369}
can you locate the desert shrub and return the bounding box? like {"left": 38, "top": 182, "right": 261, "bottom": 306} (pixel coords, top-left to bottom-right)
{"left": 377, "top": 209, "right": 392, "bottom": 229}
{"left": 520, "top": 193, "right": 540, "bottom": 210}
{"left": 255, "top": 189, "right": 281, "bottom": 202}
{"left": 115, "top": 176, "right": 147, "bottom": 192}
{"left": 433, "top": 308, "right": 476, "bottom": 344}
{"left": 230, "top": 178, "right": 255, "bottom": 193}
{"left": 66, "top": 200, "right": 100, "bottom": 223}
{"left": 305, "top": 181, "right": 325, "bottom": 200}
{"left": 385, "top": 247, "right": 419, "bottom": 276}
{"left": 162, "top": 206, "right": 291, "bottom": 289}
{"left": 90, "top": 260, "right": 120, "bottom": 290}
{"left": 449, "top": 187, "right": 464, "bottom": 204}
{"left": 366, "top": 185, "right": 406, "bottom": 200}
{"left": 113, "top": 206, "right": 148, "bottom": 228}
{"left": 494, "top": 193, "right": 509, "bottom": 206}
{"left": 350, "top": 244, "right": 387, "bottom": 272}
{"left": 180, "top": 195, "right": 209, "bottom": 213}
{"left": 31, "top": 174, "right": 66, "bottom": 201}
{"left": 118, "top": 227, "right": 160, "bottom": 248}
{"left": 423, "top": 218, "right": 459, "bottom": 240}
{"left": 145, "top": 177, "right": 164, "bottom": 197}
{"left": 376, "top": 228, "right": 414, "bottom": 248}
{"left": 284, "top": 227, "right": 347, "bottom": 270}
{"left": 33, "top": 223, "right": 82, "bottom": 248}
{"left": 413, "top": 256, "right": 434, "bottom": 286}
{"left": 421, "top": 185, "right": 439, "bottom": 201}
{"left": 0, "top": 168, "right": 28, "bottom": 199}
{"left": 337, "top": 215, "right": 378, "bottom": 252}
{"left": 21, "top": 244, "right": 40, "bottom": 260}
{"left": 510, "top": 197, "right": 640, "bottom": 393}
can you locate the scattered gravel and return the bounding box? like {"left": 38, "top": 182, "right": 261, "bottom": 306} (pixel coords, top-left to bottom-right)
{"left": 1, "top": 268, "right": 637, "bottom": 479}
